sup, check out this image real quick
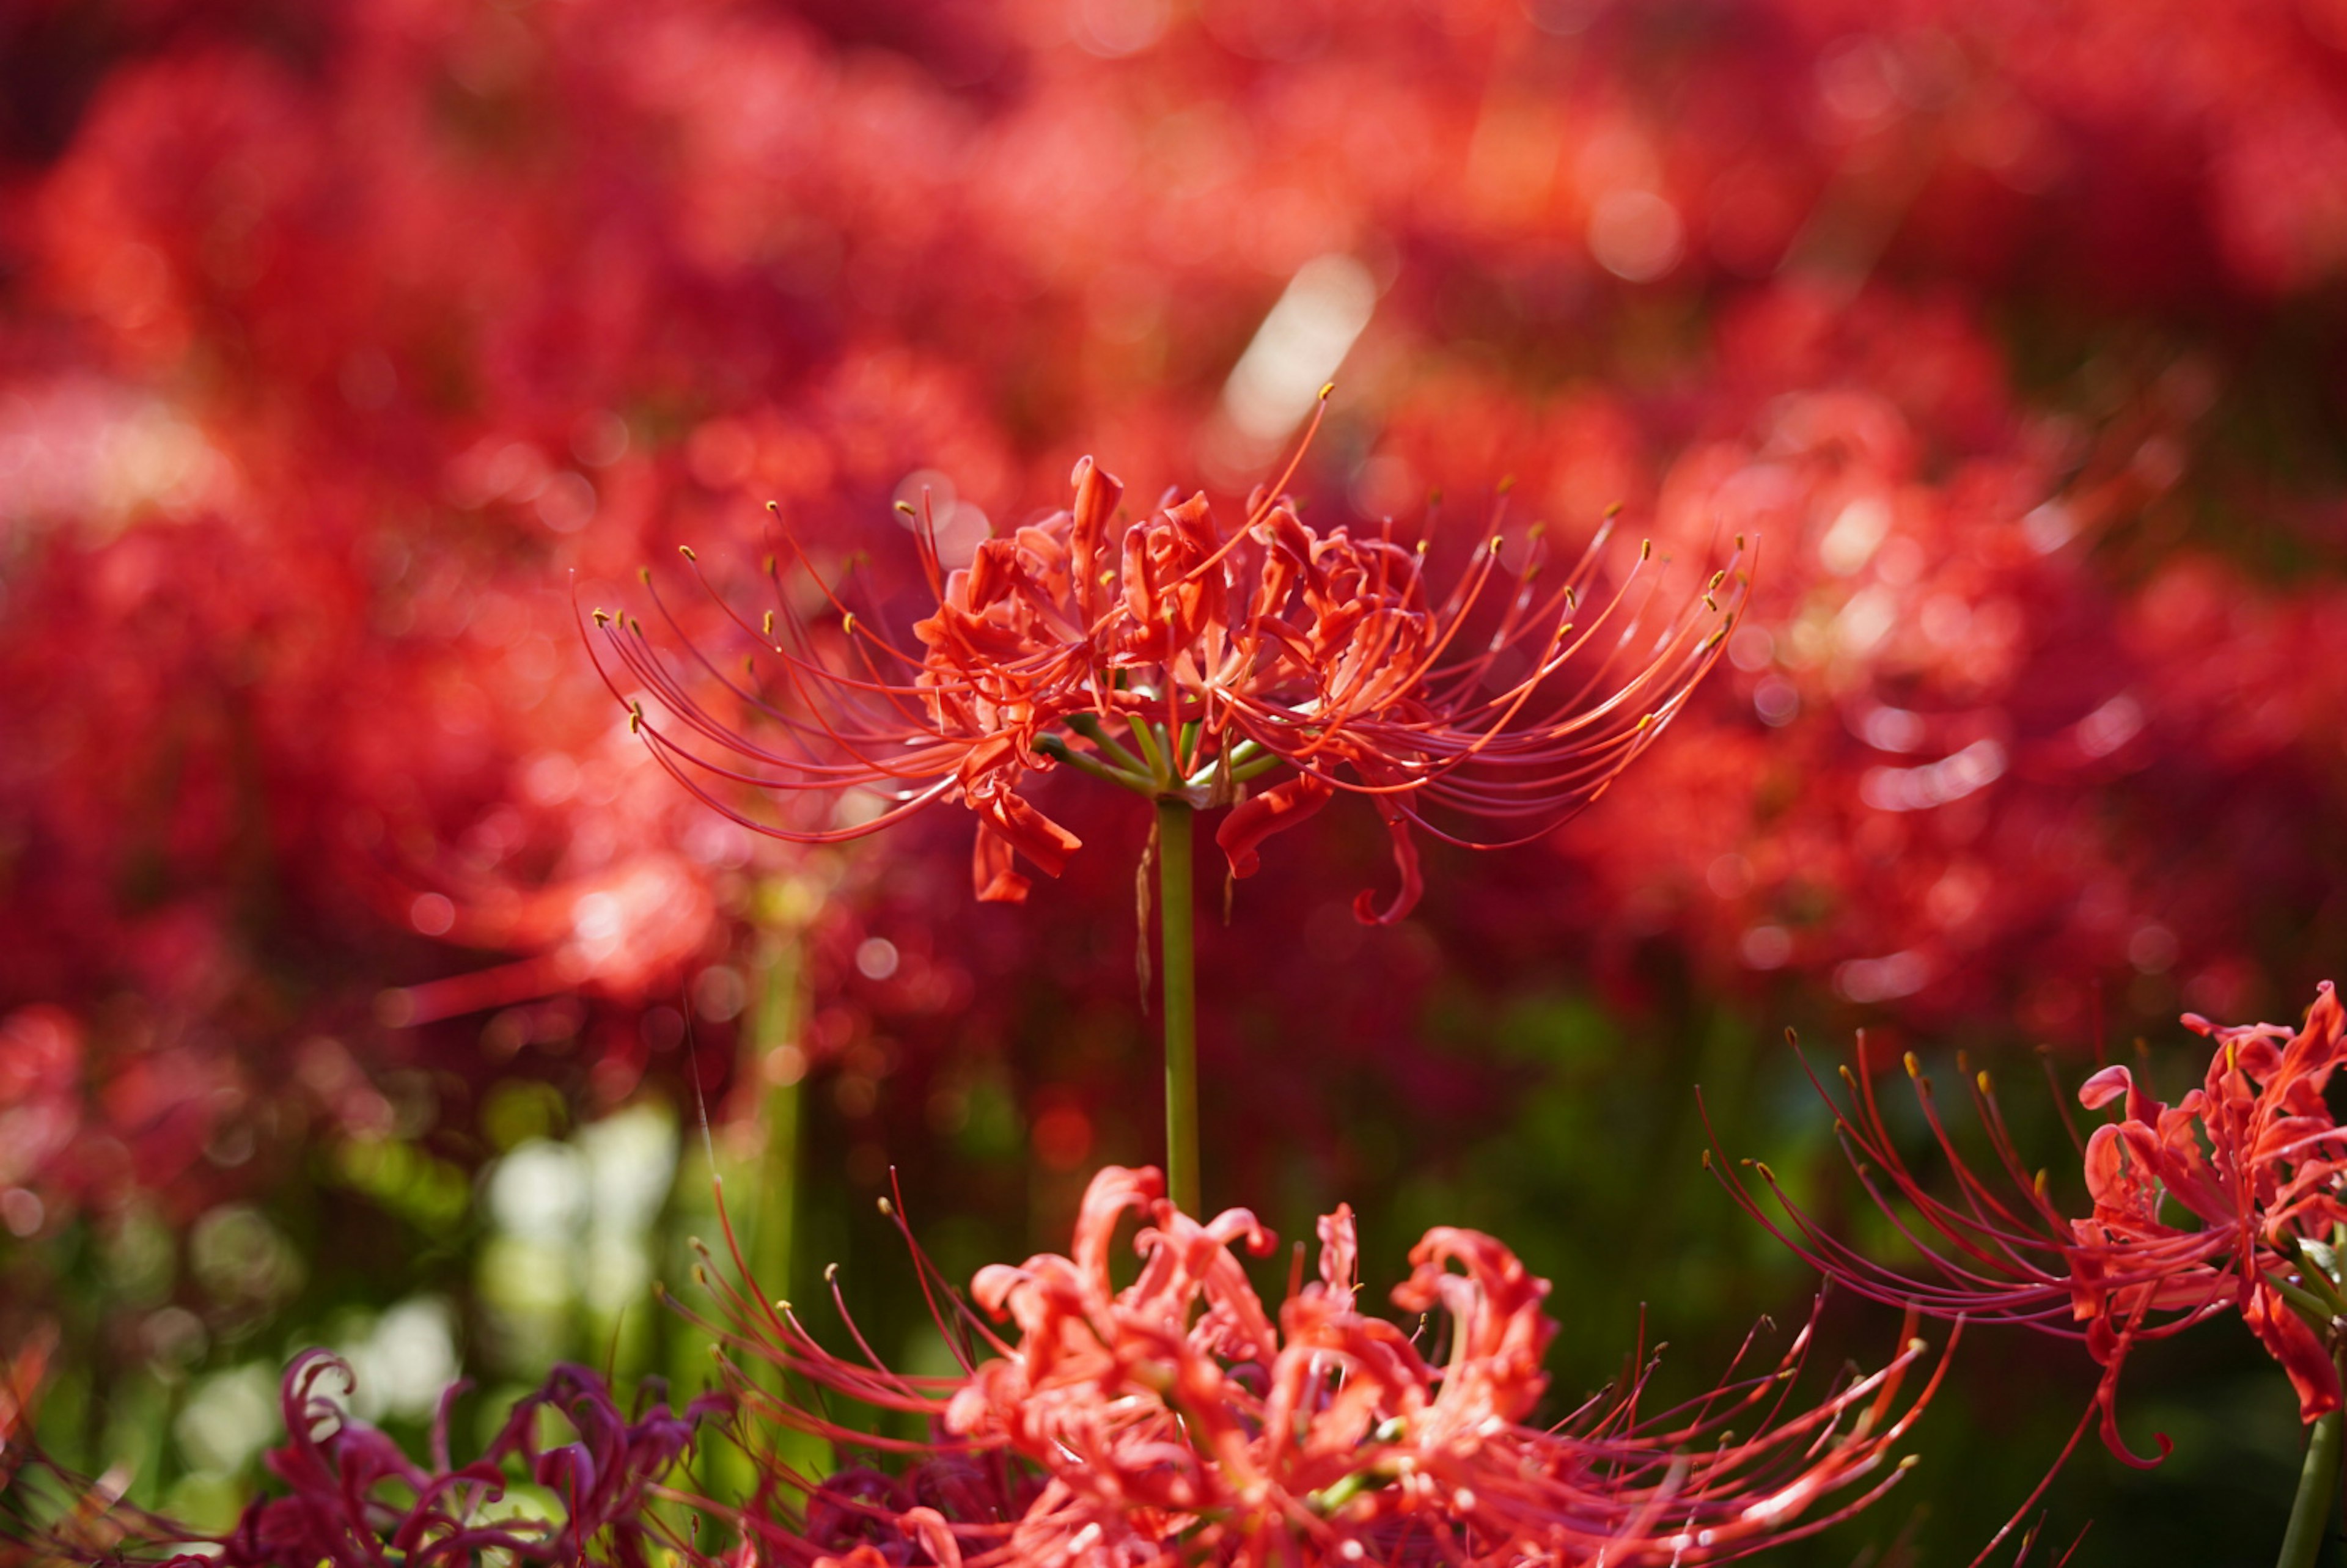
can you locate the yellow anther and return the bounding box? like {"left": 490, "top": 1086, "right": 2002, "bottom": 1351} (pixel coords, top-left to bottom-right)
{"left": 1604, "top": 501, "right": 1624, "bottom": 519}
{"left": 1639, "top": 538, "right": 1653, "bottom": 560}
{"left": 878, "top": 1196, "right": 895, "bottom": 1215}
{"left": 591, "top": 609, "right": 610, "bottom": 626}
{"left": 763, "top": 553, "right": 777, "bottom": 574}
{"left": 629, "top": 702, "right": 644, "bottom": 735}
{"left": 1903, "top": 1051, "right": 1922, "bottom": 1079}
{"left": 1318, "top": 381, "right": 1335, "bottom": 400}
{"left": 895, "top": 500, "right": 917, "bottom": 516}
{"left": 639, "top": 566, "right": 653, "bottom": 585}
{"left": 825, "top": 1262, "right": 840, "bottom": 1283}
{"left": 842, "top": 612, "right": 858, "bottom": 635}
{"left": 762, "top": 610, "right": 776, "bottom": 636}
{"left": 679, "top": 544, "right": 697, "bottom": 562}
{"left": 1977, "top": 1070, "right": 1993, "bottom": 1094}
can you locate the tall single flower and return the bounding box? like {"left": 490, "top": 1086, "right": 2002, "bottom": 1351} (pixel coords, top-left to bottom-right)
{"left": 671, "top": 1163, "right": 1942, "bottom": 1568}
{"left": 1713, "top": 981, "right": 2347, "bottom": 1471}
{"left": 591, "top": 442, "right": 1744, "bottom": 923}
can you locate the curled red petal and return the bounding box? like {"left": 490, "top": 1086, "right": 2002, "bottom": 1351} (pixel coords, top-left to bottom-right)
{"left": 2094, "top": 1354, "right": 2174, "bottom": 1469}
{"left": 971, "top": 824, "right": 1031, "bottom": 903}
{"left": 1213, "top": 772, "right": 1332, "bottom": 879}
{"left": 1067, "top": 454, "right": 1123, "bottom": 621}
{"left": 1315, "top": 1202, "right": 1358, "bottom": 1301}
{"left": 1352, "top": 799, "right": 1423, "bottom": 926}
{"left": 970, "top": 787, "right": 1081, "bottom": 880}
{"left": 2246, "top": 1281, "right": 2343, "bottom": 1422}
{"left": 2077, "top": 1064, "right": 2132, "bottom": 1110}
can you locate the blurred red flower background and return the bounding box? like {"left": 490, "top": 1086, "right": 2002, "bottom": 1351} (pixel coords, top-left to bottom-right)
{"left": 8, "top": 0, "right": 2347, "bottom": 1558}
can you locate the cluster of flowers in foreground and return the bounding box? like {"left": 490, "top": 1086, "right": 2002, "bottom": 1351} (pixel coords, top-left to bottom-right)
{"left": 700, "top": 1165, "right": 1941, "bottom": 1567}
{"left": 9, "top": 1350, "right": 711, "bottom": 1568}
{"left": 602, "top": 453, "right": 1740, "bottom": 923}
{"left": 28, "top": 1167, "right": 1942, "bottom": 1568}
{"left": 1720, "top": 980, "right": 2347, "bottom": 1476}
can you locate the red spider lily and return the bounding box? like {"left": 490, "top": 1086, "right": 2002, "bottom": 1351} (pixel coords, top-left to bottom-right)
{"left": 67, "top": 1350, "right": 725, "bottom": 1568}
{"left": 1712, "top": 981, "right": 2347, "bottom": 1473}
{"left": 668, "top": 1163, "right": 1944, "bottom": 1568}
{"left": 593, "top": 452, "right": 1743, "bottom": 924}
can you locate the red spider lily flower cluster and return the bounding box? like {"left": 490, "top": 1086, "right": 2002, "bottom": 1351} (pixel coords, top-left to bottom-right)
{"left": 596, "top": 456, "right": 1743, "bottom": 923}
{"left": 46, "top": 1351, "right": 723, "bottom": 1568}
{"left": 1389, "top": 286, "right": 2272, "bottom": 1038}
{"left": 3, "top": 0, "right": 2346, "bottom": 1184}
{"left": 1714, "top": 981, "right": 2347, "bottom": 1472}
{"left": 672, "top": 1163, "right": 1943, "bottom": 1568}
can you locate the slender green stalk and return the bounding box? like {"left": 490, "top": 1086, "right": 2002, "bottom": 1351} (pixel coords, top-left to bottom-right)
{"left": 1065, "top": 712, "right": 1151, "bottom": 775}
{"left": 2277, "top": 1346, "right": 2347, "bottom": 1568}
{"left": 1036, "top": 732, "right": 1149, "bottom": 791}
{"left": 749, "top": 927, "right": 803, "bottom": 1305}
{"left": 1157, "top": 797, "right": 1200, "bottom": 1215}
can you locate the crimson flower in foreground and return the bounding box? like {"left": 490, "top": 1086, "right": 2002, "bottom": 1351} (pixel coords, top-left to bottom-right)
{"left": 39, "top": 1351, "right": 722, "bottom": 1568}
{"left": 1714, "top": 982, "right": 2347, "bottom": 1470}
{"left": 673, "top": 1163, "right": 1942, "bottom": 1567}
{"left": 592, "top": 446, "right": 1743, "bottom": 922}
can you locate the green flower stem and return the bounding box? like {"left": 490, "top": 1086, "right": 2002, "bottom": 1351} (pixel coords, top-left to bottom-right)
{"left": 749, "top": 929, "right": 802, "bottom": 1309}
{"left": 1065, "top": 713, "right": 1151, "bottom": 775}
{"left": 1128, "top": 716, "right": 1169, "bottom": 777}
{"left": 1035, "top": 733, "right": 1149, "bottom": 791}
{"left": 1229, "top": 750, "right": 1290, "bottom": 783}
{"left": 1157, "top": 797, "right": 1200, "bottom": 1215}
{"left": 2271, "top": 1270, "right": 2343, "bottom": 1332}
{"left": 2277, "top": 1344, "right": 2347, "bottom": 1568}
